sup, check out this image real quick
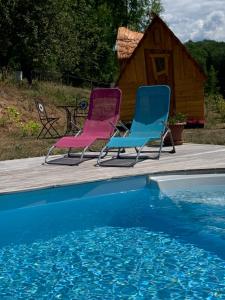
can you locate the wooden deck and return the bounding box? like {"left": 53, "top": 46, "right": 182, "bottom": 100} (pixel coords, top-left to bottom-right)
{"left": 1, "top": 143, "right": 225, "bottom": 193}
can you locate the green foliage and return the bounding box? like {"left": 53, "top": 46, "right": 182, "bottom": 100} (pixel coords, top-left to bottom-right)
{"left": 216, "top": 99, "right": 225, "bottom": 122}
{"left": 185, "top": 40, "right": 225, "bottom": 97}
{"left": 3, "top": 106, "right": 40, "bottom": 136}
{"left": 23, "top": 81, "right": 90, "bottom": 106}
{"left": 205, "top": 93, "right": 225, "bottom": 125}
{"left": 149, "top": 0, "right": 164, "bottom": 18}
{"left": 205, "top": 65, "right": 219, "bottom": 95}
{"left": 0, "top": 106, "right": 20, "bottom": 128}
{"left": 20, "top": 120, "right": 40, "bottom": 137}
{"left": 0, "top": 0, "right": 164, "bottom": 85}
{"left": 0, "top": 116, "right": 7, "bottom": 127}
{"left": 5, "top": 106, "right": 21, "bottom": 123}
{"left": 168, "top": 113, "right": 187, "bottom": 125}
{"left": 205, "top": 93, "right": 224, "bottom": 111}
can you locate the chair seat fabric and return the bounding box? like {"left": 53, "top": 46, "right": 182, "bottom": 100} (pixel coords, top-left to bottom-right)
{"left": 53, "top": 88, "right": 121, "bottom": 149}
{"left": 55, "top": 136, "right": 97, "bottom": 148}
{"left": 107, "top": 136, "right": 148, "bottom": 148}
{"left": 107, "top": 130, "right": 162, "bottom": 148}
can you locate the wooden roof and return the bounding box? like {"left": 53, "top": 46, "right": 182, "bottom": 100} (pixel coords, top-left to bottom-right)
{"left": 116, "top": 15, "right": 207, "bottom": 83}
{"left": 116, "top": 27, "right": 143, "bottom": 60}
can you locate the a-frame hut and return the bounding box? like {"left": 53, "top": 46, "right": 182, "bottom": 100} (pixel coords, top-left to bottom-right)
{"left": 116, "top": 15, "right": 207, "bottom": 126}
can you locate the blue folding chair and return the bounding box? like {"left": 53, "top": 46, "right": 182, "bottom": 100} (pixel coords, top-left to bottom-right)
{"left": 97, "top": 85, "right": 175, "bottom": 167}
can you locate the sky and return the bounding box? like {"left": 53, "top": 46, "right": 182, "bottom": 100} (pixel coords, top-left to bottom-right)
{"left": 162, "top": 0, "right": 225, "bottom": 42}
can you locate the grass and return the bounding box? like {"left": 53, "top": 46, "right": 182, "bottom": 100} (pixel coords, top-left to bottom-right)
{"left": 22, "top": 81, "right": 90, "bottom": 106}
{"left": 0, "top": 80, "right": 90, "bottom": 160}
{"left": 183, "top": 95, "right": 225, "bottom": 145}
{"left": 0, "top": 80, "right": 225, "bottom": 161}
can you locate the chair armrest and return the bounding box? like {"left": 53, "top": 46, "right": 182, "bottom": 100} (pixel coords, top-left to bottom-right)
{"left": 117, "top": 120, "right": 130, "bottom": 137}
{"left": 108, "top": 120, "right": 131, "bottom": 137}
{"left": 70, "top": 121, "right": 81, "bottom": 131}
{"left": 108, "top": 121, "right": 120, "bottom": 137}
{"left": 70, "top": 122, "right": 82, "bottom": 136}
{"left": 118, "top": 120, "right": 129, "bottom": 132}
{"left": 74, "top": 129, "right": 82, "bottom": 136}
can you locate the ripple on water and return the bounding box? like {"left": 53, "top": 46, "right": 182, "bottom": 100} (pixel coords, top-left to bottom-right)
{"left": 0, "top": 227, "right": 224, "bottom": 299}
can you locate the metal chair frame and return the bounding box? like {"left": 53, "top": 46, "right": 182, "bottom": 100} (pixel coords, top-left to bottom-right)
{"left": 97, "top": 85, "right": 176, "bottom": 167}
{"left": 44, "top": 88, "right": 122, "bottom": 165}
{"left": 45, "top": 122, "right": 121, "bottom": 165}
{"left": 35, "top": 99, "right": 60, "bottom": 139}
{"left": 97, "top": 123, "right": 175, "bottom": 167}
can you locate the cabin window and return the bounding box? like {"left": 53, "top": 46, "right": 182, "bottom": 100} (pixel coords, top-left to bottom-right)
{"left": 150, "top": 54, "right": 169, "bottom": 81}
{"left": 155, "top": 57, "right": 165, "bottom": 73}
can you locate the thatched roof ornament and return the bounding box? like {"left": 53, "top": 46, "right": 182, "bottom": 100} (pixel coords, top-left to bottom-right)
{"left": 116, "top": 27, "right": 143, "bottom": 61}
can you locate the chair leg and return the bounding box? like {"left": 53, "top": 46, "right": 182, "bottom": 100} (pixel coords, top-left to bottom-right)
{"left": 168, "top": 129, "right": 176, "bottom": 154}
{"left": 163, "top": 129, "right": 176, "bottom": 154}
{"left": 67, "top": 148, "right": 72, "bottom": 157}
{"left": 39, "top": 124, "right": 55, "bottom": 139}
{"left": 43, "top": 126, "right": 53, "bottom": 138}
{"left": 45, "top": 145, "right": 55, "bottom": 163}
{"left": 97, "top": 145, "right": 108, "bottom": 165}
{"left": 100, "top": 147, "right": 109, "bottom": 159}
{"left": 49, "top": 121, "right": 60, "bottom": 137}
{"left": 38, "top": 121, "right": 60, "bottom": 139}
{"left": 65, "top": 145, "right": 92, "bottom": 165}
{"left": 116, "top": 147, "right": 122, "bottom": 158}
{"left": 116, "top": 145, "right": 145, "bottom": 167}
{"left": 37, "top": 126, "right": 45, "bottom": 139}
{"left": 78, "top": 145, "right": 89, "bottom": 164}
{"left": 156, "top": 137, "right": 164, "bottom": 160}
{"left": 132, "top": 145, "right": 145, "bottom": 166}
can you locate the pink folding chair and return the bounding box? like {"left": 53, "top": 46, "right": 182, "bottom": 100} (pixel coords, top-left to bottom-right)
{"left": 45, "top": 88, "right": 122, "bottom": 165}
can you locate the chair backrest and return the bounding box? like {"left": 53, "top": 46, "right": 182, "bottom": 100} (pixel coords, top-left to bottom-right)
{"left": 130, "top": 85, "right": 170, "bottom": 137}
{"left": 35, "top": 99, "right": 48, "bottom": 121}
{"left": 83, "top": 88, "right": 122, "bottom": 138}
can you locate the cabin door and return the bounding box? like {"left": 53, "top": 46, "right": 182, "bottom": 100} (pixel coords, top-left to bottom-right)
{"left": 145, "top": 49, "right": 175, "bottom": 114}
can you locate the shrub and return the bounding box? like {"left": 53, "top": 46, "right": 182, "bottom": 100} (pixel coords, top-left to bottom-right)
{"left": 205, "top": 94, "right": 224, "bottom": 111}
{"left": 216, "top": 98, "right": 225, "bottom": 122}
{"left": 5, "top": 106, "right": 21, "bottom": 123}
{"left": 0, "top": 116, "right": 7, "bottom": 127}
{"left": 20, "top": 121, "right": 40, "bottom": 137}
{"left": 168, "top": 112, "right": 187, "bottom": 125}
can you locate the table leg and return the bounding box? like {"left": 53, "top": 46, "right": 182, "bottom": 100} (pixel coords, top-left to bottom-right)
{"left": 64, "top": 107, "right": 72, "bottom": 135}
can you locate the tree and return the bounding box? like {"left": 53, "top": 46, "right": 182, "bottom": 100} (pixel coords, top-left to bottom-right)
{"left": 185, "top": 40, "right": 225, "bottom": 96}
{"left": 0, "top": 0, "right": 165, "bottom": 84}
{"left": 10, "top": 0, "right": 71, "bottom": 83}
{"left": 205, "top": 65, "right": 219, "bottom": 95}
{"left": 149, "top": 0, "right": 164, "bottom": 16}
{"left": 105, "top": 0, "right": 164, "bottom": 32}
{"left": 0, "top": 0, "right": 16, "bottom": 78}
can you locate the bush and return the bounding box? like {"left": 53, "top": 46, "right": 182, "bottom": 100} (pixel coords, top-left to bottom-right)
{"left": 20, "top": 121, "right": 40, "bottom": 137}
{"left": 168, "top": 112, "right": 187, "bottom": 125}
{"left": 0, "top": 116, "right": 7, "bottom": 127}
{"left": 216, "top": 98, "right": 225, "bottom": 122}
{"left": 205, "top": 94, "right": 224, "bottom": 111}
{"left": 5, "top": 106, "right": 21, "bottom": 124}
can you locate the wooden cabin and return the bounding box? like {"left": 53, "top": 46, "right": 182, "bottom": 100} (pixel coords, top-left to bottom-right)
{"left": 116, "top": 15, "right": 207, "bottom": 126}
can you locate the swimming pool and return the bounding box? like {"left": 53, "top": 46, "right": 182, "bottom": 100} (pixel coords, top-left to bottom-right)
{"left": 0, "top": 174, "right": 225, "bottom": 299}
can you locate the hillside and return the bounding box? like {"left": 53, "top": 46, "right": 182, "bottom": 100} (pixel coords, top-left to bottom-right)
{"left": 1, "top": 81, "right": 225, "bottom": 161}
{"left": 0, "top": 81, "right": 90, "bottom": 160}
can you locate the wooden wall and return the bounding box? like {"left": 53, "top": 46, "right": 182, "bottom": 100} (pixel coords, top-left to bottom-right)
{"left": 117, "top": 17, "right": 206, "bottom": 123}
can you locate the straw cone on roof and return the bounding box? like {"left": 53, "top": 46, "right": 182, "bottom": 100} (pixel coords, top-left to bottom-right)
{"left": 116, "top": 27, "right": 143, "bottom": 64}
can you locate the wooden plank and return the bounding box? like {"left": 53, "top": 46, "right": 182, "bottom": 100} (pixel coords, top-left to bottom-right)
{"left": 1, "top": 144, "right": 225, "bottom": 193}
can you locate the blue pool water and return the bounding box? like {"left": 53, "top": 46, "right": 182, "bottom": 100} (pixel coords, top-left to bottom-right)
{"left": 0, "top": 175, "right": 225, "bottom": 299}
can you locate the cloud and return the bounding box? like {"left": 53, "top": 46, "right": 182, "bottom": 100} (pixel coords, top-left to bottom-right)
{"left": 162, "top": 0, "right": 225, "bottom": 42}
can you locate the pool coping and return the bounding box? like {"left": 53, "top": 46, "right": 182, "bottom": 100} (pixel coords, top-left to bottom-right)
{"left": 1, "top": 167, "right": 225, "bottom": 195}
{"left": 2, "top": 143, "right": 225, "bottom": 194}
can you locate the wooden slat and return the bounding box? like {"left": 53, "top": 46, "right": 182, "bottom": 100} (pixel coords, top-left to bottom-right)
{"left": 1, "top": 144, "right": 225, "bottom": 193}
